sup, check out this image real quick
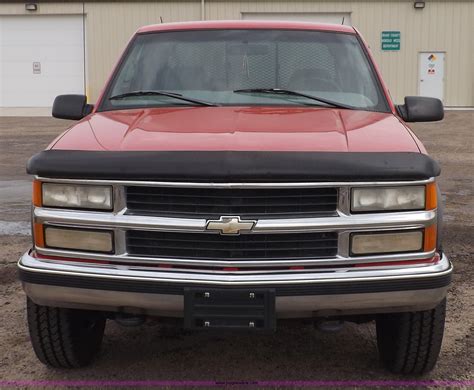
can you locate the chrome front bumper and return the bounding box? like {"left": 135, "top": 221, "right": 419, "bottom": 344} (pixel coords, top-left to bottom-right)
{"left": 19, "top": 251, "right": 452, "bottom": 318}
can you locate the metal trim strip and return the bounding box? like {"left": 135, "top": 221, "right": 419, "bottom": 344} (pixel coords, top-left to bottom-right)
{"left": 36, "top": 176, "right": 435, "bottom": 188}
{"left": 34, "top": 246, "right": 437, "bottom": 269}
{"left": 19, "top": 251, "right": 452, "bottom": 286}
{"left": 33, "top": 208, "right": 436, "bottom": 233}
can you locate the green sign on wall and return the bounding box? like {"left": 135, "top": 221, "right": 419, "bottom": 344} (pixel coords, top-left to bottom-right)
{"left": 381, "top": 31, "right": 401, "bottom": 51}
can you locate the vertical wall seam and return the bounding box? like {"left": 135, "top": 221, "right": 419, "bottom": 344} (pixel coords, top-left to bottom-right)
{"left": 82, "top": 1, "right": 86, "bottom": 97}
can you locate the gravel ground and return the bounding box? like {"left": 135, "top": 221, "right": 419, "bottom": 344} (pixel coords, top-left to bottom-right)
{"left": 0, "top": 112, "right": 472, "bottom": 387}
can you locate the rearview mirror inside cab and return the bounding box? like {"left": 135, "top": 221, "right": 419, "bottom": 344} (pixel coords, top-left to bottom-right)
{"left": 52, "top": 95, "right": 93, "bottom": 120}
{"left": 397, "top": 96, "right": 444, "bottom": 123}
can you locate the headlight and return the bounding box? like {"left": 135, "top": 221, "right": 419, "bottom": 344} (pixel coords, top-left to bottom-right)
{"left": 351, "top": 230, "right": 423, "bottom": 255}
{"left": 351, "top": 186, "right": 425, "bottom": 212}
{"left": 42, "top": 183, "right": 113, "bottom": 210}
{"left": 44, "top": 226, "right": 114, "bottom": 253}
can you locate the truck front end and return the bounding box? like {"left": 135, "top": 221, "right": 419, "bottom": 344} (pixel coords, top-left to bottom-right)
{"left": 19, "top": 21, "right": 451, "bottom": 373}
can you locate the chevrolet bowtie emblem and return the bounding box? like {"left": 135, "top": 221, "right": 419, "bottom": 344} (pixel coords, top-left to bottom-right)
{"left": 206, "top": 216, "right": 256, "bottom": 235}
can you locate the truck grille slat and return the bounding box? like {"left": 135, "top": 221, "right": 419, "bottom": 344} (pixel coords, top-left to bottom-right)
{"left": 126, "top": 231, "right": 338, "bottom": 260}
{"left": 127, "top": 192, "right": 336, "bottom": 199}
{"left": 127, "top": 236, "right": 336, "bottom": 244}
{"left": 127, "top": 243, "right": 338, "bottom": 251}
{"left": 127, "top": 199, "right": 337, "bottom": 207}
{"left": 126, "top": 186, "right": 338, "bottom": 218}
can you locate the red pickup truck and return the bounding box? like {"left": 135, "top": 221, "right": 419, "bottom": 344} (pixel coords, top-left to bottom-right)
{"left": 20, "top": 21, "right": 451, "bottom": 374}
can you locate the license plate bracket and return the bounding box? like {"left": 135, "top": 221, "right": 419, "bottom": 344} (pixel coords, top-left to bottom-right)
{"left": 184, "top": 288, "right": 276, "bottom": 330}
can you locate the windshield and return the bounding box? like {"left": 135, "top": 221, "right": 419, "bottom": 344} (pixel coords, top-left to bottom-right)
{"left": 100, "top": 29, "right": 389, "bottom": 112}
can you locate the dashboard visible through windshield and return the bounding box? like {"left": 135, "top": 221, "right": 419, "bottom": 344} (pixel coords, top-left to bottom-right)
{"left": 99, "top": 29, "right": 389, "bottom": 112}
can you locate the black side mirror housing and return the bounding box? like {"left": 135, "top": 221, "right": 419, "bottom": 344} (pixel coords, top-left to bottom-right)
{"left": 52, "top": 95, "right": 93, "bottom": 120}
{"left": 396, "top": 96, "right": 444, "bottom": 122}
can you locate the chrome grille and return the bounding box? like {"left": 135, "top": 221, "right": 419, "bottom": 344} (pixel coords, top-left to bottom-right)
{"left": 126, "top": 231, "right": 338, "bottom": 260}
{"left": 125, "top": 186, "right": 338, "bottom": 219}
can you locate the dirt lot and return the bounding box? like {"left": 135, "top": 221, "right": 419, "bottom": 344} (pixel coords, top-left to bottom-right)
{"left": 0, "top": 112, "right": 472, "bottom": 386}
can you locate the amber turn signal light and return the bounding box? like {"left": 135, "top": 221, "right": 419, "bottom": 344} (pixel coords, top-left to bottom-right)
{"left": 32, "top": 180, "right": 42, "bottom": 207}
{"left": 33, "top": 223, "right": 45, "bottom": 247}
{"left": 425, "top": 182, "right": 437, "bottom": 210}
{"left": 424, "top": 224, "right": 437, "bottom": 252}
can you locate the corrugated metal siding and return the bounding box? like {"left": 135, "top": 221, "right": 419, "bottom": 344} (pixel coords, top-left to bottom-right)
{"left": 0, "top": 2, "right": 83, "bottom": 15}
{"left": 1, "top": 1, "right": 472, "bottom": 106}
{"left": 84, "top": 2, "right": 200, "bottom": 99}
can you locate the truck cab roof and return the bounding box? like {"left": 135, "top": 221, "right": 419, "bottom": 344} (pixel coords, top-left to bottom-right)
{"left": 137, "top": 20, "right": 356, "bottom": 34}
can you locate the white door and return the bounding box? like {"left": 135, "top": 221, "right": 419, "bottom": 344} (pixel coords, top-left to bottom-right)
{"left": 242, "top": 12, "right": 352, "bottom": 26}
{"left": 0, "top": 15, "right": 85, "bottom": 107}
{"left": 419, "top": 52, "right": 445, "bottom": 101}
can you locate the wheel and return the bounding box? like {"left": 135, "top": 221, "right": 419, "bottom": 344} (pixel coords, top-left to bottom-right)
{"left": 376, "top": 298, "right": 446, "bottom": 375}
{"left": 26, "top": 298, "right": 106, "bottom": 368}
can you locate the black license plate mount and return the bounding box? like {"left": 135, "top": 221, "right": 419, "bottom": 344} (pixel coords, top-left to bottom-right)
{"left": 184, "top": 288, "right": 276, "bottom": 331}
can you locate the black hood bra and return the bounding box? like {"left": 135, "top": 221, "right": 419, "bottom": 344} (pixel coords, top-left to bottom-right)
{"left": 27, "top": 150, "right": 440, "bottom": 182}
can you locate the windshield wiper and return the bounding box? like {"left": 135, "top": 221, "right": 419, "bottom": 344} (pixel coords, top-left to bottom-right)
{"left": 233, "top": 88, "right": 353, "bottom": 109}
{"left": 109, "top": 90, "right": 218, "bottom": 106}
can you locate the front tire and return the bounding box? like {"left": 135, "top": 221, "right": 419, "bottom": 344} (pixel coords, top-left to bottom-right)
{"left": 27, "top": 298, "right": 106, "bottom": 368}
{"left": 376, "top": 299, "right": 446, "bottom": 375}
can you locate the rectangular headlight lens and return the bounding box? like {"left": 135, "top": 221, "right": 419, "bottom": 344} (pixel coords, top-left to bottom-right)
{"left": 44, "top": 226, "right": 114, "bottom": 253}
{"left": 42, "top": 183, "right": 113, "bottom": 210}
{"left": 351, "top": 230, "right": 423, "bottom": 255}
{"left": 351, "top": 186, "right": 425, "bottom": 212}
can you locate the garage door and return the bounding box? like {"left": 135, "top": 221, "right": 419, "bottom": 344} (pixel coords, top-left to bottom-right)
{"left": 242, "top": 12, "right": 352, "bottom": 25}
{"left": 0, "top": 15, "right": 84, "bottom": 108}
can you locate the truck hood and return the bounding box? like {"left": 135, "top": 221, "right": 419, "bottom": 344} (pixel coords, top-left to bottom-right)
{"left": 52, "top": 106, "right": 420, "bottom": 153}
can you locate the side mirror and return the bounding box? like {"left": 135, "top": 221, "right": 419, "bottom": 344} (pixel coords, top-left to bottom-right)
{"left": 396, "top": 96, "right": 444, "bottom": 123}
{"left": 52, "top": 95, "right": 93, "bottom": 120}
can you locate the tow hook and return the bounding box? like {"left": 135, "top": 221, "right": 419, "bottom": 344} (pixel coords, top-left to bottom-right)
{"left": 315, "top": 319, "right": 345, "bottom": 333}
{"left": 114, "top": 312, "right": 146, "bottom": 327}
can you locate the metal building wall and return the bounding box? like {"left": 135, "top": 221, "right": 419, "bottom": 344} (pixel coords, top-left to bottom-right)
{"left": 1, "top": 1, "right": 472, "bottom": 106}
